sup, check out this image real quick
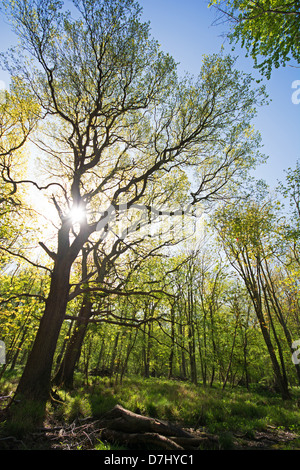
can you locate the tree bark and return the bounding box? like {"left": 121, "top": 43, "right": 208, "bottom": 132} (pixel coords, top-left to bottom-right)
{"left": 14, "top": 222, "right": 91, "bottom": 404}
{"left": 187, "top": 289, "right": 197, "bottom": 385}
{"left": 15, "top": 257, "right": 72, "bottom": 402}
{"left": 53, "top": 296, "right": 92, "bottom": 389}
{"left": 168, "top": 303, "right": 175, "bottom": 379}
{"left": 244, "top": 262, "right": 291, "bottom": 399}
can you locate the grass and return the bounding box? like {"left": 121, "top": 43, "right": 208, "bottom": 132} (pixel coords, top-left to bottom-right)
{"left": 75, "top": 376, "right": 300, "bottom": 437}
{"left": 1, "top": 371, "right": 300, "bottom": 449}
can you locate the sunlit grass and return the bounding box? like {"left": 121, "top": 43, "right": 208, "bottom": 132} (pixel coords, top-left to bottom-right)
{"left": 85, "top": 377, "right": 300, "bottom": 437}
{"left": 2, "top": 399, "right": 45, "bottom": 438}
{"left": 2, "top": 370, "right": 300, "bottom": 446}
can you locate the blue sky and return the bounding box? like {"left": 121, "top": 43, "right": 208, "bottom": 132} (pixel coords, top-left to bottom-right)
{"left": 0, "top": 0, "right": 299, "bottom": 190}
{"left": 139, "top": 0, "right": 300, "bottom": 190}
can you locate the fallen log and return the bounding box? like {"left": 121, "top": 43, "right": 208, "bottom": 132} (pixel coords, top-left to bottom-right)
{"left": 98, "top": 404, "right": 219, "bottom": 450}
{"left": 101, "top": 405, "right": 191, "bottom": 437}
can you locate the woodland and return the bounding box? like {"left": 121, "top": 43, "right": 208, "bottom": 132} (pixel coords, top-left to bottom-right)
{"left": 0, "top": 0, "right": 300, "bottom": 452}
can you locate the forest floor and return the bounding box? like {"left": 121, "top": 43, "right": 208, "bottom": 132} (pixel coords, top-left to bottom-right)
{"left": 2, "top": 415, "right": 299, "bottom": 451}
{"left": 1, "top": 374, "right": 300, "bottom": 451}
{"left": 1, "top": 408, "right": 300, "bottom": 451}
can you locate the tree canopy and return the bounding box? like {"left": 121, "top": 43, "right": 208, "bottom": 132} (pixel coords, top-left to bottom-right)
{"left": 209, "top": 0, "right": 300, "bottom": 78}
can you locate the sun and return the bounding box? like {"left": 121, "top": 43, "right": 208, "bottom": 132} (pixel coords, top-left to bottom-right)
{"left": 68, "top": 205, "right": 86, "bottom": 224}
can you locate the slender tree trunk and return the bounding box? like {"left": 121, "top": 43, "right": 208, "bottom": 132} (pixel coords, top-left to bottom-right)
{"left": 187, "top": 290, "right": 197, "bottom": 385}
{"left": 108, "top": 332, "right": 120, "bottom": 378}
{"left": 263, "top": 292, "right": 289, "bottom": 392}
{"left": 92, "top": 336, "right": 106, "bottom": 377}
{"left": 222, "top": 312, "right": 239, "bottom": 390}
{"left": 83, "top": 335, "right": 92, "bottom": 386}
{"left": 258, "top": 313, "right": 290, "bottom": 398}
{"left": 120, "top": 329, "right": 138, "bottom": 383}
{"left": 198, "top": 291, "right": 208, "bottom": 386}
{"left": 250, "top": 285, "right": 290, "bottom": 399}
{"left": 237, "top": 255, "right": 291, "bottom": 399}
{"left": 9, "top": 327, "right": 28, "bottom": 371}
{"left": 168, "top": 304, "right": 175, "bottom": 379}
{"left": 142, "top": 303, "right": 154, "bottom": 378}
{"left": 180, "top": 324, "right": 187, "bottom": 380}
{"left": 53, "top": 296, "right": 92, "bottom": 389}
{"left": 54, "top": 319, "right": 74, "bottom": 375}
{"left": 143, "top": 325, "right": 151, "bottom": 378}
{"left": 196, "top": 320, "right": 206, "bottom": 386}
{"left": 209, "top": 304, "right": 217, "bottom": 388}
{"left": 262, "top": 264, "right": 300, "bottom": 385}
{"left": 241, "top": 308, "right": 251, "bottom": 389}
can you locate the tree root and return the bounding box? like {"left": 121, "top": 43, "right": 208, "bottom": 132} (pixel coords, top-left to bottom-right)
{"left": 98, "top": 404, "right": 219, "bottom": 450}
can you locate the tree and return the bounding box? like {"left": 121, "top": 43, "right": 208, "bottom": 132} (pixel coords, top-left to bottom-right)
{"left": 0, "top": 79, "right": 39, "bottom": 267}
{"left": 0, "top": 0, "right": 265, "bottom": 406}
{"left": 0, "top": 267, "right": 46, "bottom": 378}
{"left": 210, "top": 0, "right": 300, "bottom": 78}
{"left": 0, "top": 78, "right": 38, "bottom": 160}
{"left": 213, "top": 194, "right": 293, "bottom": 399}
{"left": 278, "top": 160, "right": 300, "bottom": 253}
{"left": 53, "top": 230, "right": 176, "bottom": 388}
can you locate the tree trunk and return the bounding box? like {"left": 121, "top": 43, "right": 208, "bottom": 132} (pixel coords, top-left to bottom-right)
{"left": 15, "top": 256, "right": 72, "bottom": 403}
{"left": 178, "top": 322, "right": 187, "bottom": 379}
{"left": 110, "top": 332, "right": 120, "bottom": 376}
{"left": 262, "top": 264, "right": 300, "bottom": 385}
{"left": 252, "top": 287, "right": 291, "bottom": 399}
{"left": 197, "top": 293, "right": 208, "bottom": 386}
{"left": 9, "top": 328, "right": 28, "bottom": 371}
{"left": 258, "top": 314, "right": 290, "bottom": 399}
{"left": 119, "top": 330, "right": 138, "bottom": 383}
{"left": 83, "top": 334, "right": 92, "bottom": 386}
{"left": 238, "top": 256, "right": 291, "bottom": 400}
{"left": 168, "top": 304, "right": 175, "bottom": 379}
{"left": 54, "top": 319, "right": 74, "bottom": 374}
{"left": 222, "top": 312, "right": 239, "bottom": 390}
{"left": 264, "top": 294, "right": 289, "bottom": 392}
{"left": 241, "top": 320, "right": 250, "bottom": 390}
{"left": 14, "top": 222, "right": 90, "bottom": 404}
{"left": 53, "top": 297, "right": 92, "bottom": 389}
{"left": 187, "top": 289, "right": 197, "bottom": 385}
{"left": 209, "top": 304, "right": 217, "bottom": 388}
{"left": 142, "top": 323, "right": 152, "bottom": 378}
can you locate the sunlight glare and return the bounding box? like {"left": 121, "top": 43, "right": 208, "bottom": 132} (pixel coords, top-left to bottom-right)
{"left": 69, "top": 205, "right": 86, "bottom": 224}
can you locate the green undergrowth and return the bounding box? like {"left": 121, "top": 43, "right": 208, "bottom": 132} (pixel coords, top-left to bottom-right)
{"left": 1, "top": 371, "right": 300, "bottom": 448}
{"left": 54, "top": 376, "right": 300, "bottom": 437}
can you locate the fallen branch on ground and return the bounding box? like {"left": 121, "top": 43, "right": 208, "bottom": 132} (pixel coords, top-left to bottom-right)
{"left": 98, "top": 404, "right": 219, "bottom": 450}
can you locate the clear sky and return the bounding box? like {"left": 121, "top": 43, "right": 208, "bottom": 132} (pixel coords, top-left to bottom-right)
{"left": 0, "top": 0, "right": 299, "bottom": 190}
{"left": 139, "top": 0, "right": 300, "bottom": 190}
